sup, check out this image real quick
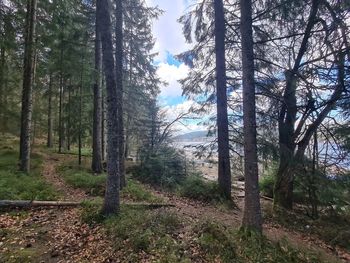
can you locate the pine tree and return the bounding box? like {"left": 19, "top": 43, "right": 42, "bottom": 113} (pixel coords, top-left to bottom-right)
{"left": 98, "top": 0, "right": 120, "bottom": 215}
{"left": 214, "top": 0, "right": 232, "bottom": 199}
{"left": 92, "top": 7, "right": 103, "bottom": 174}
{"left": 240, "top": 0, "right": 262, "bottom": 232}
{"left": 19, "top": 0, "right": 37, "bottom": 172}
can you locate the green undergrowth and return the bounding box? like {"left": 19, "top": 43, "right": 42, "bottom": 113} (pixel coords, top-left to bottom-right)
{"left": 56, "top": 161, "right": 106, "bottom": 196}
{"left": 81, "top": 199, "right": 330, "bottom": 263}
{"left": 0, "top": 137, "right": 58, "bottom": 201}
{"left": 57, "top": 160, "right": 162, "bottom": 203}
{"left": 178, "top": 175, "right": 229, "bottom": 204}
{"left": 81, "top": 200, "right": 188, "bottom": 262}
{"left": 264, "top": 205, "right": 350, "bottom": 251}
{"left": 196, "top": 220, "right": 332, "bottom": 263}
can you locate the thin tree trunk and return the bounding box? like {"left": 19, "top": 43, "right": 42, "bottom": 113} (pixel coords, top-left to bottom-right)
{"left": 19, "top": 0, "right": 37, "bottom": 172}
{"left": 102, "top": 86, "right": 106, "bottom": 161}
{"left": 115, "top": 0, "right": 125, "bottom": 188}
{"left": 58, "top": 39, "right": 64, "bottom": 153}
{"left": 47, "top": 73, "right": 53, "bottom": 148}
{"left": 67, "top": 79, "right": 71, "bottom": 151}
{"left": 0, "top": 1, "right": 5, "bottom": 134}
{"left": 31, "top": 43, "right": 37, "bottom": 148}
{"left": 0, "top": 47, "right": 5, "bottom": 133}
{"left": 97, "top": 0, "right": 120, "bottom": 215}
{"left": 92, "top": 12, "right": 103, "bottom": 174}
{"left": 214, "top": 0, "right": 231, "bottom": 199}
{"left": 78, "top": 51, "right": 85, "bottom": 166}
{"left": 240, "top": 0, "right": 262, "bottom": 232}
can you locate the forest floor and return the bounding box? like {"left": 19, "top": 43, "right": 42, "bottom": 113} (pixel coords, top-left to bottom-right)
{"left": 0, "top": 142, "right": 350, "bottom": 262}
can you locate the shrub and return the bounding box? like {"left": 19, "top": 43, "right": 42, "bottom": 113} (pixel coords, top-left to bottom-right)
{"left": 121, "top": 179, "right": 162, "bottom": 203}
{"left": 259, "top": 163, "right": 278, "bottom": 198}
{"left": 132, "top": 146, "right": 187, "bottom": 189}
{"left": 259, "top": 174, "right": 275, "bottom": 198}
{"left": 0, "top": 147, "right": 58, "bottom": 201}
{"left": 57, "top": 164, "right": 106, "bottom": 196}
{"left": 179, "top": 175, "right": 225, "bottom": 203}
{"left": 196, "top": 220, "right": 237, "bottom": 262}
{"left": 81, "top": 198, "right": 105, "bottom": 225}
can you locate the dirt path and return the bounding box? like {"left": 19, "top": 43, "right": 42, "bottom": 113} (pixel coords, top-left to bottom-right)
{"left": 150, "top": 190, "right": 349, "bottom": 263}
{"left": 0, "top": 153, "right": 117, "bottom": 263}
{"left": 41, "top": 154, "right": 87, "bottom": 201}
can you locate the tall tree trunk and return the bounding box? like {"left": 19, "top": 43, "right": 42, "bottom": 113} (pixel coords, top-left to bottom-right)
{"left": 47, "top": 73, "right": 53, "bottom": 148}
{"left": 240, "top": 0, "right": 262, "bottom": 232}
{"left": 67, "top": 80, "right": 71, "bottom": 151}
{"left": 98, "top": 0, "right": 120, "bottom": 215}
{"left": 19, "top": 0, "right": 37, "bottom": 172}
{"left": 102, "top": 86, "right": 106, "bottom": 161}
{"left": 58, "top": 40, "right": 65, "bottom": 153}
{"left": 92, "top": 12, "right": 103, "bottom": 174}
{"left": 78, "top": 51, "right": 85, "bottom": 166}
{"left": 31, "top": 43, "right": 37, "bottom": 148}
{"left": 0, "top": 47, "right": 5, "bottom": 133}
{"left": 214, "top": 0, "right": 231, "bottom": 199}
{"left": 115, "top": 0, "right": 125, "bottom": 188}
{"left": 0, "top": 0, "right": 4, "bottom": 134}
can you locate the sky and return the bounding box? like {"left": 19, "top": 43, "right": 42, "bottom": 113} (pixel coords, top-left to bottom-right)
{"left": 145, "top": 0, "right": 205, "bottom": 134}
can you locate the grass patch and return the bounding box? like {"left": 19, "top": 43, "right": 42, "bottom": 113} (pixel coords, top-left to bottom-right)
{"left": 264, "top": 205, "right": 350, "bottom": 251}
{"left": 0, "top": 141, "right": 58, "bottom": 201}
{"left": 178, "top": 175, "right": 228, "bottom": 204}
{"left": 57, "top": 161, "right": 106, "bottom": 196}
{"left": 0, "top": 247, "right": 40, "bottom": 263}
{"left": 121, "top": 179, "right": 162, "bottom": 203}
{"left": 58, "top": 160, "right": 162, "bottom": 202}
{"left": 195, "top": 220, "right": 331, "bottom": 263}
{"left": 81, "top": 201, "right": 188, "bottom": 262}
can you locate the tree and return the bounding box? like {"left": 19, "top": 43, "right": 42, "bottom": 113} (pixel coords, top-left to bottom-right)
{"left": 19, "top": 0, "right": 37, "bottom": 172}
{"left": 98, "top": 0, "right": 121, "bottom": 215}
{"left": 214, "top": 0, "right": 232, "bottom": 199}
{"left": 115, "top": 0, "right": 125, "bottom": 188}
{"left": 91, "top": 9, "right": 103, "bottom": 174}
{"left": 240, "top": 0, "right": 262, "bottom": 232}
{"left": 47, "top": 73, "right": 53, "bottom": 148}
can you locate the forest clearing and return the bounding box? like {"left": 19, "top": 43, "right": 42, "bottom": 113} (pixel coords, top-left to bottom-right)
{"left": 1, "top": 0, "right": 350, "bottom": 262}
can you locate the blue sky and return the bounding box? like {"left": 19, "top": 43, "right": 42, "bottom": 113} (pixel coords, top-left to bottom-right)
{"left": 145, "top": 0, "right": 207, "bottom": 133}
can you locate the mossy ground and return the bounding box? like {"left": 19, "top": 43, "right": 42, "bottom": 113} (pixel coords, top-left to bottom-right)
{"left": 0, "top": 135, "right": 58, "bottom": 201}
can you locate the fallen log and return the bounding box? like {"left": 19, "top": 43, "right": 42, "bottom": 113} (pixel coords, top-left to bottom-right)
{"left": 261, "top": 195, "right": 274, "bottom": 201}
{"left": 123, "top": 203, "right": 175, "bottom": 209}
{"left": 0, "top": 200, "right": 175, "bottom": 209}
{"left": 0, "top": 200, "right": 81, "bottom": 208}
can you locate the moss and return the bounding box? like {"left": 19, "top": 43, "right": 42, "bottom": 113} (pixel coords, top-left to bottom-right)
{"left": 0, "top": 142, "right": 58, "bottom": 201}
{"left": 57, "top": 162, "right": 106, "bottom": 196}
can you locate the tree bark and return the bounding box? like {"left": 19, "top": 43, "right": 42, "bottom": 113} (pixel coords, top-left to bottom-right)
{"left": 274, "top": 0, "right": 320, "bottom": 209}
{"left": 92, "top": 11, "right": 103, "bottom": 174}
{"left": 47, "top": 73, "right": 53, "bottom": 148}
{"left": 214, "top": 0, "right": 231, "bottom": 199}
{"left": 66, "top": 80, "right": 71, "bottom": 151}
{"left": 58, "top": 39, "right": 65, "bottom": 153}
{"left": 0, "top": 47, "right": 5, "bottom": 133}
{"left": 115, "top": 0, "right": 125, "bottom": 188}
{"left": 98, "top": 0, "right": 120, "bottom": 215}
{"left": 240, "top": 0, "right": 262, "bottom": 232}
{"left": 0, "top": 1, "right": 5, "bottom": 133}
{"left": 19, "top": 0, "right": 37, "bottom": 172}
{"left": 78, "top": 50, "right": 85, "bottom": 166}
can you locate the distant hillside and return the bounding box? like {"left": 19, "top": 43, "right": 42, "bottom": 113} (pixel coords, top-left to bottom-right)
{"left": 173, "top": 131, "right": 211, "bottom": 141}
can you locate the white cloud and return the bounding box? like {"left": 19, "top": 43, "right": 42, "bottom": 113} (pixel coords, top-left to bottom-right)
{"left": 162, "top": 100, "right": 207, "bottom": 134}
{"left": 157, "top": 62, "right": 189, "bottom": 97}
{"left": 145, "top": 0, "right": 192, "bottom": 61}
